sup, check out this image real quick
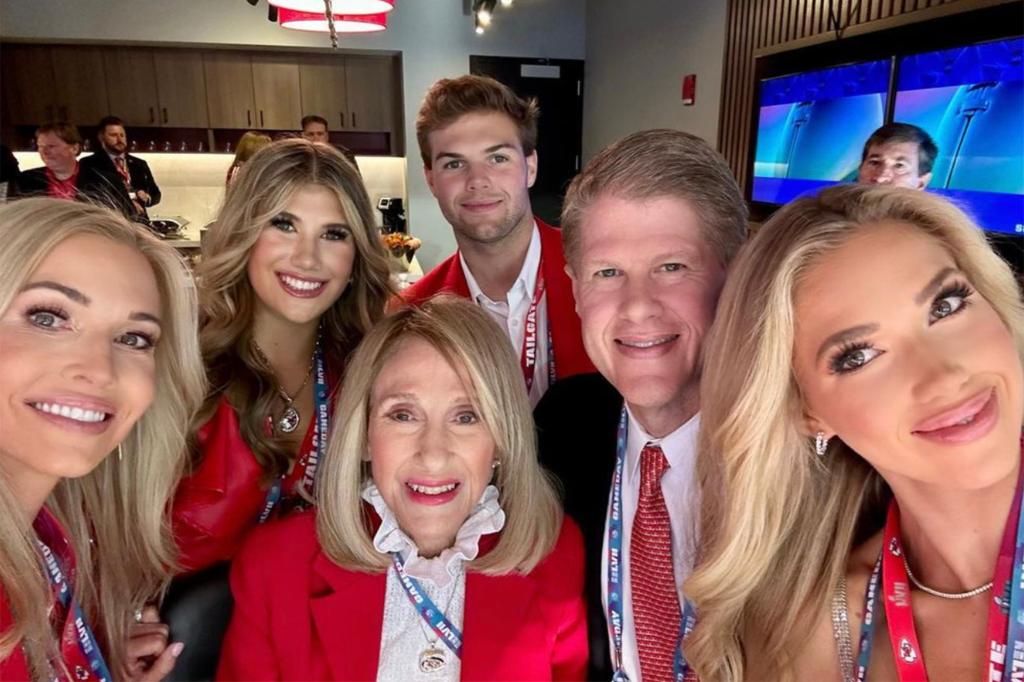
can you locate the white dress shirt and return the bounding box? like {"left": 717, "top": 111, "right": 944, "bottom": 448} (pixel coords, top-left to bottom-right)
{"left": 460, "top": 223, "right": 550, "bottom": 407}
{"left": 600, "top": 408, "right": 702, "bottom": 681}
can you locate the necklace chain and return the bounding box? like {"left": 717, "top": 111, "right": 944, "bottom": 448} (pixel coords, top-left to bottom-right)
{"left": 252, "top": 341, "right": 316, "bottom": 405}
{"left": 901, "top": 553, "right": 993, "bottom": 600}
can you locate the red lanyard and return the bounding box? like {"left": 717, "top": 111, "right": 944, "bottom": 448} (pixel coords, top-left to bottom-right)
{"left": 113, "top": 157, "right": 132, "bottom": 190}
{"left": 878, "top": 486, "right": 1020, "bottom": 682}
{"left": 519, "top": 259, "right": 546, "bottom": 393}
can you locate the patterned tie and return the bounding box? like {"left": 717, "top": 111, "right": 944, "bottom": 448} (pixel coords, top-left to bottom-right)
{"left": 631, "top": 443, "right": 681, "bottom": 681}
{"left": 114, "top": 156, "right": 131, "bottom": 190}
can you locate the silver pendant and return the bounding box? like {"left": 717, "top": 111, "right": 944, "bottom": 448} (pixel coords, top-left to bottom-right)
{"left": 418, "top": 645, "right": 447, "bottom": 673}
{"left": 278, "top": 405, "right": 300, "bottom": 433}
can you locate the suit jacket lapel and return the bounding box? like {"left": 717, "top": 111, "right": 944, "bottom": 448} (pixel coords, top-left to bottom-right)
{"left": 310, "top": 553, "right": 386, "bottom": 681}
{"left": 461, "top": 571, "right": 538, "bottom": 678}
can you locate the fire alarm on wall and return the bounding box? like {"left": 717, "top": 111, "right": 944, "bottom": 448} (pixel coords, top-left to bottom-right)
{"left": 682, "top": 74, "right": 696, "bottom": 106}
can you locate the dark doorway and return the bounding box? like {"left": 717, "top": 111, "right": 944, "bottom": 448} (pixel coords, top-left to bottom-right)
{"left": 470, "top": 55, "right": 584, "bottom": 227}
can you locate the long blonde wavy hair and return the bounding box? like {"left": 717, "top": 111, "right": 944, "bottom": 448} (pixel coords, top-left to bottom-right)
{"left": 317, "top": 296, "right": 563, "bottom": 575}
{"left": 0, "top": 198, "right": 206, "bottom": 678}
{"left": 196, "top": 139, "right": 393, "bottom": 482}
{"left": 684, "top": 184, "right": 1024, "bottom": 681}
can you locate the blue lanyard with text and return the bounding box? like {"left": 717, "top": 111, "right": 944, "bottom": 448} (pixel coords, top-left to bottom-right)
{"left": 257, "top": 345, "right": 328, "bottom": 524}
{"left": 37, "top": 539, "right": 113, "bottom": 682}
{"left": 606, "top": 407, "right": 695, "bottom": 682}
{"left": 391, "top": 552, "right": 463, "bottom": 659}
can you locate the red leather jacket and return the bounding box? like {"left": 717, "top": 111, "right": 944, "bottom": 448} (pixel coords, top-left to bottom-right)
{"left": 172, "top": 390, "right": 329, "bottom": 574}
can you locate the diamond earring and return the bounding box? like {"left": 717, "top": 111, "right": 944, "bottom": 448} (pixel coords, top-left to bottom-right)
{"left": 814, "top": 432, "right": 830, "bottom": 457}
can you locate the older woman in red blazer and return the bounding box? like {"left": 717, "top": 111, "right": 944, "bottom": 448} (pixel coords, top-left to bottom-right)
{"left": 218, "top": 297, "right": 588, "bottom": 681}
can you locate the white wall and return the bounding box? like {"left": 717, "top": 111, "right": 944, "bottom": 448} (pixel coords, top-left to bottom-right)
{"left": 582, "top": 0, "right": 727, "bottom": 161}
{"left": 0, "top": 0, "right": 586, "bottom": 269}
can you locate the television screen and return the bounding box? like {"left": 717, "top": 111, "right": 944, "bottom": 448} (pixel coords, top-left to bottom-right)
{"left": 894, "top": 37, "right": 1024, "bottom": 235}
{"left": 751, "top": 59, "right": 890, "bottom": 205}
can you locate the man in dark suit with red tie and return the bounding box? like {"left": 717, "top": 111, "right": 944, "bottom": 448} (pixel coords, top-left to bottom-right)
{"left": 401, "top": 75, "right": 594, "bottom": 406}
{"left": 80, "top": 116, "right": 161, "bottom": 222}
{"left": 535, "top": 129, "right": 749, "bottom": 680}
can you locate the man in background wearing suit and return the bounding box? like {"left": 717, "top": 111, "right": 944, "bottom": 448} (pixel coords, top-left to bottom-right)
{"left": 535, "top": 129, "right": 748, "bottom": 681}
{"left": 81, "top": 115, "right": 161, "bottom": 221}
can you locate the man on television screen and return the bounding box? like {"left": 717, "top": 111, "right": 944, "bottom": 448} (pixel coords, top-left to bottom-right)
{"left": 857, "top": 122, "right": 937, "bottom": 190}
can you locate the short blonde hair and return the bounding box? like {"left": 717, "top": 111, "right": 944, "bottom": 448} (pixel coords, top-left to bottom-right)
{"left": 317, "top": 296, "right": 562, "bottom": 574}
{"left": 0, "top": 198, "right": 206, "bottom": 677}
{"left": 561, "top": 129, "right": 748, "bottom": 270}
{"left": 684, "top": 184, "right": 1024, "bottom": 682}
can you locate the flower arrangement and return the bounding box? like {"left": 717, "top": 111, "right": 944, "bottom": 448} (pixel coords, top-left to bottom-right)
{"left": 382, "top": 232, "right": 422, "bottom": 262}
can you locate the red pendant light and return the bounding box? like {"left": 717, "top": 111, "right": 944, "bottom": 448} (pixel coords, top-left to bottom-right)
{"left": 278, "top": 8, "right": 388, "bottom": 32}
{"left": 269, "top": 0, "right": 393, "bottom": 14}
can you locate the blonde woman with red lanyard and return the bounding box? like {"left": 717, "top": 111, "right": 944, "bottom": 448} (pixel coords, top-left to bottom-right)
{"left": 682, "top": 184, "right": 1024, "bottom": 682}
{"left": 0, "top": 198, "right": 205, "bottom": 681}
{"left": 171, "top": 139, "right": 392, "bottom": 574}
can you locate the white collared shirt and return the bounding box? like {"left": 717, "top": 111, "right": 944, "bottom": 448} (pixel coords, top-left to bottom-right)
{"left": 459, "top": 223, "right": 550, "bottom": 407}
{"left": 600, "top": 407, "right": 702, "bottom": 681}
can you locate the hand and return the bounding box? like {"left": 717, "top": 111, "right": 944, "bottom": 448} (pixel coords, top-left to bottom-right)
{"left": 125, "top": 605, "right": 184, "bottom": 682}
{"left": 136, "top": 190, "right": 151, "bottom": 206}
{"left": 131, "top": 200, "right": 146, "bottom": 216}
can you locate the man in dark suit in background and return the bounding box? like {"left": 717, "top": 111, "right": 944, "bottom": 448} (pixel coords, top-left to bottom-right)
{"left": 81, "top": 115, "right": 161, "bottom": 221}
{"left": 535, "top": 129, "right": 748, "bottom": 681}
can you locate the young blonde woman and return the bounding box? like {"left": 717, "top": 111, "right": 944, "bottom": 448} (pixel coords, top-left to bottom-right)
{"left": 217, "top": 296, "right": 588, "bottom": 680}
{"left": 172, "top": 139, "right": 392, "bottom": 573}
{"left": 684, "top": 184, "right": 1024, "bottom": 681}
{"left": 0, "top": 198, "right": 205, "bottom": 681}
{"left": 225, "top": 132, "right": 272, "bottom": 188}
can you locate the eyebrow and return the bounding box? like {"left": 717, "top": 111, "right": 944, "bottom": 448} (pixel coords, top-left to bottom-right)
{"left": 434, "top": 143, "right": 516, "bottom": 162}
{"left": 914, "top": 267, "right": 957, "bottom": 305}
{"left": 272, "top": 211, "right": 348, "bottom": 231}
{"left": 19, "top": 281, "right": 90, "bottom": 305}
{"left": 815, "top": 323, "right": 879, "bottom": 364}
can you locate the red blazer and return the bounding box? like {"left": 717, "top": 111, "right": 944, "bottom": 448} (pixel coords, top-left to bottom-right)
{"left": 217, "top": 511, "right": 589, "bottom": 681}
{"left": 402, "top": 218, "right": 595, "bottom": 381}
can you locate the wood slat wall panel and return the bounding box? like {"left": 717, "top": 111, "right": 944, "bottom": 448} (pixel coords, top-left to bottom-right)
{"left": 716, "top": 0, "right": 1003, "bottom": 196}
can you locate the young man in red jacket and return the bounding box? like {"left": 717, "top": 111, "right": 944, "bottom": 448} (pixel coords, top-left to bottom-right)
{"left": 402, "top": 75, "right": 593, "bottom": 405}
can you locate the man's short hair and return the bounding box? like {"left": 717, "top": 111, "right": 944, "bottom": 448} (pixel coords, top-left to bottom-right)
{"left": 97, "top": 115, "right": 125, "bottom": 131}
{"left": 860, "top": 122, "right": 938, "bottom": 175}
{"left": 35, "top": 122, "right": 82, "bottom": 147}
{"left": 415, "top": 75, "right": 539, "bottom": 168}
{"left": 561, "top": 129, "right": 748, "bottom": 269}
{"left": 301, "top": 114, "right": 329, "bottom": 130}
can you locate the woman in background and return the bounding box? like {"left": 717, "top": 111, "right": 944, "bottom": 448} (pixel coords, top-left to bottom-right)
{"left": 172, "top": 139, "right": 392, "bottom": 573}
{"left": 684, "top": 184, "right": 1024, "bottom": 681}
{"left": 0, "top": 198, "right": 205, "bottom": 680}
{"left": 225, "top": 132, "right": 272, "bottom": 187}
{"left": 218, "top": 297, "right": 588, "bottom": 681}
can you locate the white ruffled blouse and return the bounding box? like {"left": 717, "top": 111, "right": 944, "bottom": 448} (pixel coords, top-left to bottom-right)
{"left": 362, "top": 482, "right": 506, "bottom": 682}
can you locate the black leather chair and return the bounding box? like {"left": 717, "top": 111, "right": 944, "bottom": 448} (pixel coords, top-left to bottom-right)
{"left": 161, "top": 563, "right": 234, "bottom": 682}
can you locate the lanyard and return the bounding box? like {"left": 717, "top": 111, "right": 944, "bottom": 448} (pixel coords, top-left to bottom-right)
{"left": 605, "top": 407, "right": 695, "bottom": 682}
{"left": 856, "top": 450, "right": 1024, "bottom": 682}
{"left": 391, "top": 553, "right": 463, "bottom": 659}
{"left": 257, "top": 346, "right": 329, "bottom": 523}
{"left": 521, "top": 259, "right": 556, "bottom": 393}
{"left": 35, "top": 512, "right": 113, "bottom": 682}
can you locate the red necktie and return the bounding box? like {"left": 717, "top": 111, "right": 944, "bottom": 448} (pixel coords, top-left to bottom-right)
{"left": 631, "top": 443, "right": 681, "bottom": 681}
{"left": 114, "top": 156, "right": 131, "bottom": 189}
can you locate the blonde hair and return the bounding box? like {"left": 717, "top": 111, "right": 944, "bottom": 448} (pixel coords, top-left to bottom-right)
{"left": 226, "top": 131, "right": 272, "bottom": 186}
{"left": 317, "top": 296, "right": 562, "bottom": 574}
{"left": 561, "top": 129, "right": 748, "bottom": 270}
{"left": 0, "top": 198, "right": 206, "bottom": 678}
{"left": 683, "top": 184, "right": 1024, "bottom": 682}
{"left": 196, "top": 138, "right": 393, "bottom": 482}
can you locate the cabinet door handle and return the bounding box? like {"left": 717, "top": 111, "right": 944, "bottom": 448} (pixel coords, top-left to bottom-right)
{"left": 149, "top": 107, "right": 155, "bottom": 124}
{"left": 60, "top": 106, "right": 68, "bottom": 121}
{"left": 162, "top": 107, "right": 168, "bottom": 124}
{"left": 260, "top": 110, "right": 264, "bottom": 127}
{"left": 339, "top": 112, "right": 344, "bottom": 128}
{"left": 247, "top": 110, "right": 252, "bottom": 126}
{"left": 351, "top": 111, "right": 357, "bottom": 128}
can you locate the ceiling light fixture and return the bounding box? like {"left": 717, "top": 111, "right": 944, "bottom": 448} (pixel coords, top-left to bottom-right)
{"left": 278, "top": 8, "right": 388, "bottom": 32}
{"left": 269, "top": 0, "right": 393, "bottom": 14}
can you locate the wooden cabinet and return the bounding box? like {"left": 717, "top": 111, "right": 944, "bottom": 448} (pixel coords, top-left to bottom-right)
{"left": 103, "top": 47, "right": 159, "bottom": 126}
{"left": 345, "top": 56, "right": 396, "bottom": 133}
{"left": 1, "top": 44, "right": 57, "bottom": 125}
{"left": 153, "top": 50, "right": 209, "bottom": 127}
{"left": 251, "top": 54, "right": 302, "bottom": 131}
{"left": 50, "top": 46, "right": 110, "bottom": 125}
{"left": 298, "top": 54, "right": 348, "bottom": 131}
{"left": 203, "top": 52, "right": 255, "bottom": 129}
